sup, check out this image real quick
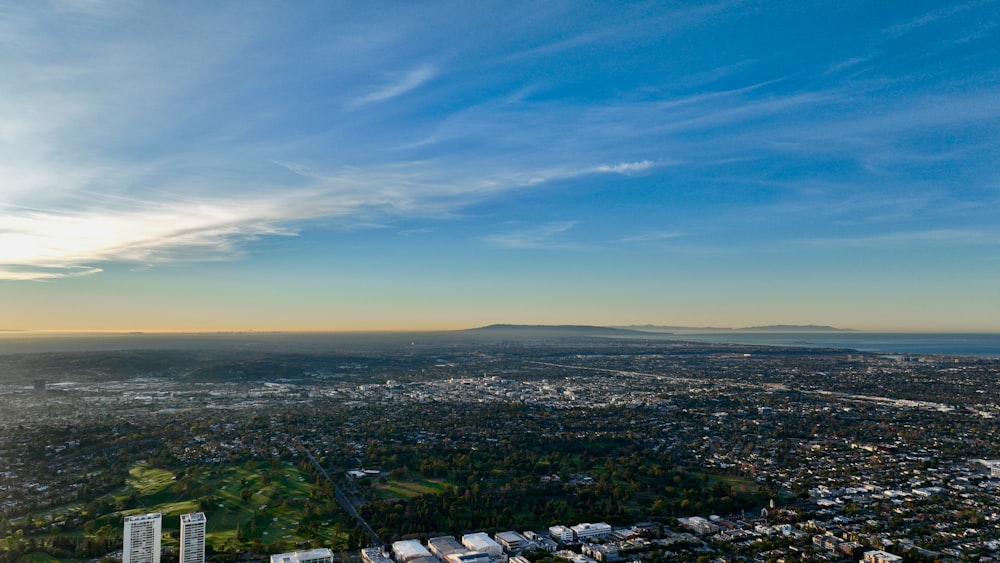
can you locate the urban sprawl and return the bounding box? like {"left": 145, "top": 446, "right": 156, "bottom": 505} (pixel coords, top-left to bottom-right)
{"left": 1, "top": 334, "right": 1000, "bottom": 562}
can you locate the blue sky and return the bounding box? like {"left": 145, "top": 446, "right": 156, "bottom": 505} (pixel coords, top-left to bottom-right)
{"left": 1, "top": 1, "right": 998, "bottom": 331}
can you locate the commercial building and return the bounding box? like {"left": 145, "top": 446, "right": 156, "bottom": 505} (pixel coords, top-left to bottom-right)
{"left": 445, "top": 552, "right": 490, "bottom": 563}
{"left": 270, "top": 548, "right": 334, "bottom": 563}
{"left": 862, "top": 551, "right": 903, "bottom": 563}
{"left": 548, "top": 526, "right": 573, "bottom": 543}
{"left": 494, "top": 531, "right": 528, "bottom": 552}
{"left": 581, "top": 543, "right": 619, "bottom": 562}
{"left": 461, "top": 533, "right": 502, "bottom": 558}
{"left": 428, "top": 536, "right": 466, "bottom": 559}
{"left": 570, "top": 522, "right": 612, "bottom": 541}
{"left": 427, "top": 535, "right": 491, "bottom": 563}
{"left": 523, "top": 532, "right": 557, "bottom": 553}
{"left": 179, "top": 512, "right": 206, "bottom": 563}
{"left": 124, "top": 513, "right": 162, "bottom": 563}
{"left": 677, "top": 517, "right": 719, "bottom": 536}
{"left": 362, "top": 547, "right": 393, "bottom": 563}
{"left": 393, "top": 540, "right": 433, "bottom": 562}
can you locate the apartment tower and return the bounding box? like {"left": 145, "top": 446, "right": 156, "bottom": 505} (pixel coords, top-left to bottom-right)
{"left": 123, "top": 513, "right": 162, "bottom": 563}
{"left": 179, "top": 512, "right": 207, "bottom": 563}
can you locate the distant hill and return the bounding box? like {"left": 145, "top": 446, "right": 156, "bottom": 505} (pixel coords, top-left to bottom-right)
{"left": 616, "top": 324, "right": 854, "bottom": 333}
{"left": 463, "top": 324, "right": 669, "bottom": 338}
{"left": 737, "top": 324, "right": 855, "bottom": 332}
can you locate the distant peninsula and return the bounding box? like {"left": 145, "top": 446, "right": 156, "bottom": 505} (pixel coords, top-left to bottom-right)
{"left": 738, "top": 324, "right": 856, "bottom": 332}
{"left": 616, "top": 324, "right": 855, "bottom": 333}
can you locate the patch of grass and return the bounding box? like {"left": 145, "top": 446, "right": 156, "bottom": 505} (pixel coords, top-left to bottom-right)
{"left": 122, "top": 500, "right": 200, "bottom": 520}
{"left": 374, "top": 477, "right": 451, "bottom": 500}
{"left": 128, "top": 463, "right": 177, "bottom": 496}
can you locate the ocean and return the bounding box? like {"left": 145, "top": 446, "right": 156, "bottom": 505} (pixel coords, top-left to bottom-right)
{"left": 0, "top": 331, "right": 998, "bottom": 358}
{"left": 670, "top": 332, "right": 1000, "bottom": 358}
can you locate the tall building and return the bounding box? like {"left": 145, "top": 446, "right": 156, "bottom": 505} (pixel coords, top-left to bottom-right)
{"left": 123, "top": 513, "right": 162, "bottom": 563}
{"left": 179, "top": 512, "right": 207, "bottom": 563}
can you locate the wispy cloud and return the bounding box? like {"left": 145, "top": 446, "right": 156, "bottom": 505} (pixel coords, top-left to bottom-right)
{"left": 482, "top": 221, "right": 581, "bottom": 250}
{"left": 883, "top": 1, "right": 984, "bottom": 37}
{"left": 397, "top": 228, "right": 431, "bottom": 237}
{"left": 0, "top": 148, "right": 670, "bottom": 280}
{"left": 616, "top": 231, "right": 684, "bottom": 243}
{"left": 800, "top": 229, "right": 998, "bottom": 250}
{"left": 0, "top": 265, "right": 103, "bottom": 282}
{"left": 351, "top": 65, "right": 436, "bottom": 107}
{"left": 823, "top": 54, "right": 878, "bottom": 76}
{"left": 0, "top": 195, "right": 303, "bottom": 281}
{"left": 594, "top": 160, "right": 655, "bottom": 174}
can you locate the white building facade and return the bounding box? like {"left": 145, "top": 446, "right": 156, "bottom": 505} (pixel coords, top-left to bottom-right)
{"left": 179, "top": 512, "right": 206, "bottom": 563}
{"left": 461, "top": 533, "right": 502, "bottom": 558}
{"left": 548, "top": 526, "right": 573, "bottom": 543}
{"left": 124, "top": 513, "right": 162, "bottom": 563}
{"left": 863, "top": 551, "right": 903, "bottom": 563}
{"left": 393, "top": 540, "right": 433, "bottom": 562}
{"left": 570, "top": 522, "right": 612, "bottom": 541}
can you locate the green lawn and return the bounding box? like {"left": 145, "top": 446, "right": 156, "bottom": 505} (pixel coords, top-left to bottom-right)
{"left": 18, "top": 460, "right": 350, "bottom": 555}
{"left": 373, "top": 477, "right": 451, "bottom": 500}
{"left": 128, "top": 464, "right": 177, "bottom": 496}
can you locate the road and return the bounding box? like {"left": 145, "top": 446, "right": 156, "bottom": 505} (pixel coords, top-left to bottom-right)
{"left": 298, "top": 443, "right": 385, "bottom": 548}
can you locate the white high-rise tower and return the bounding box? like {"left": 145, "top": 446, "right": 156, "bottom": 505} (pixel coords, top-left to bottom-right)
{"left": 179, "top": 512, "right": 207, "bottom": 563}
{"left": 123, "top": 513, "right": 162, "bottom": 563}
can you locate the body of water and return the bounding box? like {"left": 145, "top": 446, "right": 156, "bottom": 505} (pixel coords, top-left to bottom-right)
{"left": 672, "top": 332, "right": 1000, "bottom": 358}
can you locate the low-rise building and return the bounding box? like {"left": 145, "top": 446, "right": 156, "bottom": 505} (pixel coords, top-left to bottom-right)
{"left": 571, "top": 523, "right": 612, "bottom": 541}
{"left": 394, "top": 540, "right": 433, "bottom": 562}
{"left": 270, "top": 549, "right": 334, "bottom": 563}
{"left": 445, "top": 552, "right": 489, "bottom": 563}
{"left": 549, "top": 526, "right": 574, "bottom": 543}
{"left": 428, "top": 537, "right": 466, "bottom": 559}
{"left": 677, "top": 517, "right": 719, "bottom": 536}
{"left": 362, "top": 547, "right": 393, "bottom": 563}
{"left": 528, "top": 536, "right": 557, "bottom": 553}
{"left": 494, "top": 531, "right": 529, "bottom": 552}
{"left": 462, "top": 533, "right": 502, "bottom": 558}
{"left": 581, "top": 544, "right": 619, "bottom": 562}
{"left": 863, "top": 550, "right": 903, "bottom": 563}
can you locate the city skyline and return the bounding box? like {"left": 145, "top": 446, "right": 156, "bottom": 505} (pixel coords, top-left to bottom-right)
{"left": 2, "top": 1, "right": 998, "bottom": 332}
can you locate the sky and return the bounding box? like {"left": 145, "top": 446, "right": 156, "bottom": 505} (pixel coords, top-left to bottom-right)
{"left": 1, "top": 1, "right": 999, "bottom": 332}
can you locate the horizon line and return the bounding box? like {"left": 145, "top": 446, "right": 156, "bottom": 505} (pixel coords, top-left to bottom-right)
{"left": 2, "top": 326, "right": 1000, "bottom": 336}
